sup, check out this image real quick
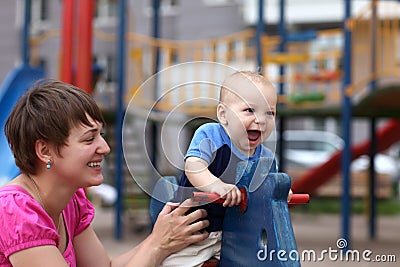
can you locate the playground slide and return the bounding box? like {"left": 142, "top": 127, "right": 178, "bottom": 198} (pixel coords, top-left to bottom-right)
{"left": 0, "top": 65, "right": 44, "bottom": 185}
{"left": 292, "top": 119, "right": 400, "bottom": 194}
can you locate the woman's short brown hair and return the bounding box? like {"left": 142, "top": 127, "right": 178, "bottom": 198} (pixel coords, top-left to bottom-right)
{"left": 4, "top": 79, "right": 105, "bottom": 175}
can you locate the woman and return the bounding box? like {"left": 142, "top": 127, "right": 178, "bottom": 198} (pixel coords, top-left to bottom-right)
{"left": 0, "top": 79, "right": 209, "bottom": 267}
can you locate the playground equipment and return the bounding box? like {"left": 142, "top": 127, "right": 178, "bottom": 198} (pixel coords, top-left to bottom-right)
{"left": 278, "top": 1, "right": 400, "bottom": 243}
{"left": 58, "top": 0, "right": 94, "bottom": 92}
{"left": 116, "top": 1, "right": 400, "bottom": 113}
{"left": 122, "top": 28, "right": 345, "bottom": 116}
{"left": 0, "top": 0, "right": 44, "bottom": 185}
{"left": 0, "top": 66, "right": 44, "bottom": 185}
{"left": 150, "top": 158, "right": 309, "bottom": 267}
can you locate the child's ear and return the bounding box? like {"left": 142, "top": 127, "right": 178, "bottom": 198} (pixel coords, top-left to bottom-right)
{"left": 217, "top": 103, "right": 227, "bottom": 125}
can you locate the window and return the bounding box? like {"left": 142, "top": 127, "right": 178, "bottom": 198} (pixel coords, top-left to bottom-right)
{"left": 145, "top": 0, "right": 180, "bottom": 17}
{"left": 30, "top": 0, "right": 49, "bottom": 34}
{"left": 95, "top": 0, "right": 117, "bottom": 24}
{"left": 32, "top": 0, "right": 48, "bottom": 21}
{"left": 203, "top": 0, "right": 240, "bottom": 7}
{"left": 95, "top": 55, "right": 116, "bottom": 82}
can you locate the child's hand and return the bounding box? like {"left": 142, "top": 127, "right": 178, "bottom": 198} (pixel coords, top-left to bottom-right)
{"left": 211, "top": 181, "right": 241, "bottom": 207}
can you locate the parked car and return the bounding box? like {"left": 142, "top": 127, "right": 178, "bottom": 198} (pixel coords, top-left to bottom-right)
{"left": 265, "top": 130, "right": 399, "bottom": 179}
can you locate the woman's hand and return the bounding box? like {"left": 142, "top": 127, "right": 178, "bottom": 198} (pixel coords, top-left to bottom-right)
{"left": 150, "top": 199, "right": 210, "bottom": 261}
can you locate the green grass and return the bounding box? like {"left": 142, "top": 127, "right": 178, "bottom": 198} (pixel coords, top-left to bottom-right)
{"left": 292, "top": 197, "right": 400, "bottom": 216}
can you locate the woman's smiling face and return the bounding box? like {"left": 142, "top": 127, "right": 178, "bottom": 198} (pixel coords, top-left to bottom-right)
{"left": 52, "top": 115, "right": 111, "bottom": 188}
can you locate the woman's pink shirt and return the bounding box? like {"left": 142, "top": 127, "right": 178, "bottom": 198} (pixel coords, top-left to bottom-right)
{"left": 0, "top": 185, "right": 94, "bottom": 266}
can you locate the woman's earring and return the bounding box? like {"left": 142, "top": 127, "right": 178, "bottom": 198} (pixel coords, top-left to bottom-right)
{"left": 46, "top": 159, "right": 51, "bottom": 169}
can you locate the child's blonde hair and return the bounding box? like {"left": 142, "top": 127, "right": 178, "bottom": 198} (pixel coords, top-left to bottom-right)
{"left": 219, "top": 71, "right": 274, "bottom": 104}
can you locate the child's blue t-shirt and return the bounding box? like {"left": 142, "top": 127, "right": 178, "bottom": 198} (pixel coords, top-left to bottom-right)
{"left": 178, "top": 123, "right": 277, "bottom": 231}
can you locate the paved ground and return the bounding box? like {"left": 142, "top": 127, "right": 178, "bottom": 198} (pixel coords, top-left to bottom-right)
{"left": 93, "top": 206, "right": 399, "bottom": 266}
{"left": 291, "top": 213, "right": 399, "bottom": 267}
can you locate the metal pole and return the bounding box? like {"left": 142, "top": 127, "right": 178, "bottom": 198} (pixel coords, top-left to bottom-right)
{"left": 115, "top": 0, "right": 127, "bottom": 240}
{"left": 76, "top": 0, "right": 94, "bottom": 93}
{"left": 152, "top": 0, "right": 161, "bottom": 77}
{"left": 278, "top": 0, "right": 286, "bottom": 92}
{"left": 255, "top": 0, "right": 264, "bottom": 72}
{"left": 22, "top": 0, "right": 32, "bottom": 65}
{"left": 60, "top": 0, "right": 74, "bottom": 83}
{"left": 341, "top": 0, "right": 352, "bottom": 250}
{"left": 150, "top": 0, "right": 161, "bottom": 171}
{"left": 368, "top": 0, "right": 378, "bottom": 240}
{"left": 278, "top": 0, "right": 286, "bottom": 172}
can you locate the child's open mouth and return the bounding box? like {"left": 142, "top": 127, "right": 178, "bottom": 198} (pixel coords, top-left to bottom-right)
{"left": 247, "top": 130, "right": 261, "bottom": 144}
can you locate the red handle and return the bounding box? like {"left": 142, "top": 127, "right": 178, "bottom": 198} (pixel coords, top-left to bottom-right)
{"left": 192, "top": 188, "right": 248, "bottom": 212}
{"left": 289, "top": 194, "right": 310, "bottom": 204}
{"left": 191, "top": 190, "right": 309, "bottom": 209}
{"left": 192, "top": 192, "right": 224, "bottom": 203}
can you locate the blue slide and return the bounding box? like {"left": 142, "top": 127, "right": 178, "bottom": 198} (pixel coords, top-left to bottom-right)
{"left": 0, "top": 65, "right": 44, "bottom": 185}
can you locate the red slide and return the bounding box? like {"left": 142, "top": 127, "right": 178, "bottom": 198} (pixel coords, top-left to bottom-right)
{"left": 292, "top": 119, "right": 400, "bottom": 194}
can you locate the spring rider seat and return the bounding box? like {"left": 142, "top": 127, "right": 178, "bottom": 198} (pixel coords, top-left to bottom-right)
{"left": 150, "top": 157, "right": 307, "bottom": 266}
{"left": 219, "top": 157, "right": 302, "bottom": 266}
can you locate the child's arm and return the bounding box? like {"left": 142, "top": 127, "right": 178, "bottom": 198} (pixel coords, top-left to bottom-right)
{"left": 185, "top": 156, "right": 241, "bottom": 207}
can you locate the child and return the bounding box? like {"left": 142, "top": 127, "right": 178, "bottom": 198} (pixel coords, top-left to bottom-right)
{"left": 161, "top": 71, "right": 284, "bottom": 266}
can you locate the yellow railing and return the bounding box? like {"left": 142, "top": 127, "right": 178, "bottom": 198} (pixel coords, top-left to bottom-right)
{"left": 125, "top": 29, "right": 260, "bottom": 116}
{"left": 29, "top": 29, "right": 60, "bottom": 66}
